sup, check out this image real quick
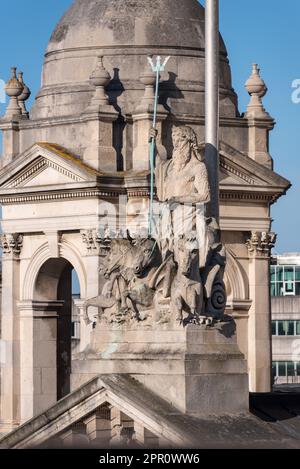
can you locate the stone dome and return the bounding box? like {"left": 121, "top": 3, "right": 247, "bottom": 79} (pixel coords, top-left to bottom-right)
{"left": 31, "top": 0, "right": 237, "bottom": 119}
{"left": 47, "top": 0, "right": 224, "bottom": 53}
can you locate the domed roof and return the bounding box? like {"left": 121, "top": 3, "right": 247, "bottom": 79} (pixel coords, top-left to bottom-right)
{"left": 48, "top": 0, "right": 226, "bottom": 53}
{"left": 31, "top": 0, "right": 236, "bottom": 121}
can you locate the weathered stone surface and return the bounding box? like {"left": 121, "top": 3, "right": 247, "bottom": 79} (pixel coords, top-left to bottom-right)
{"left": 31, "top": 0, "right": 235, "bottom": 121}
{"left": 0, "top": 0, "right": 292, "bottom": 438}
{"left": 0, "top": 374, "right": 299, "bottom": 449}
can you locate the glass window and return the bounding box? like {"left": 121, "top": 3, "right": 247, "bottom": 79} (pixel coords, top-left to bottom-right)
{"left": 284, "top": 267, "right": 295, "bottom": 282}
{"left": 277, "top": 267, "right": 284, "bottom": 281}
{"left": 287, "top": 362, "right": 295, "bottom": 377}
{"left": 278, "top": 321, "right": 285, "bottom": 335}
{"left": 297, "top": 363, "right": 300, "bottom": 377}
{"left": 287, "top": 321, "right": 295, "bottom": 335}
{"left": 270, "top": 266, "right": 276, "bottom": 282}
{"left": 278, "top": 321, "right": 294, "bottom": 336}
{"left": 296, "top": 267, "right": 300, "bottom": 281}
{"left": 271, "top": 284, "right": 276, "bottom": 297}
{"left": 272, "top": 321, "right": 277, "bottom": 336}
{"left": 296, "top": 322, "right": 300, "bottom": 336}
{"left": 277, "top": 283, "right": 284, "bottom": 296}
{"left": 296, "top": 283, "right": 300, "bottom": 296}
{"left": 278, "top": 362, "right": 286, "bottom": 377}
{"left": 285, "top": 282, "right": 295, "bottom": 295}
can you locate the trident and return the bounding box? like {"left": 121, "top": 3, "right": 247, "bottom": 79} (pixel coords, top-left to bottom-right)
{"left": 147, "top": 55, "right": 170, "bottom": 238}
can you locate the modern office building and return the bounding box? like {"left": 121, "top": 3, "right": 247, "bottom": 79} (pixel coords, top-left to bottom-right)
{"left": 271, "top": 254, "right": 300, "bottom": 385}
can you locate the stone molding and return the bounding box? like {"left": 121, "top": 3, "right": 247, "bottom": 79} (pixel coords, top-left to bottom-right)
{"left": 5, "top": 157, "right": 84, "bottom": 189}
{"left": 22, "top": 240, "right": 87, "bottom": 300}
{"left": 18, "top": 300, "right": 63, "bottom": 318}
{"left": 220, "top": 158, "right": 256, "bottom": 185}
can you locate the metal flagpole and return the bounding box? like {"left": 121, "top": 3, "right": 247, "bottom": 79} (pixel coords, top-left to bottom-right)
{"left": 205, "top": 0, "right": 220, "bottom": 222}
{"left": 147, "top": 55, "right": 170, "bottom": 238}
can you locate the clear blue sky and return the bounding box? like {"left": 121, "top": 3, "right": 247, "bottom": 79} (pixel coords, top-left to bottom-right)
{"left": 0, "top": 0, "right": 298, "bottom": 254}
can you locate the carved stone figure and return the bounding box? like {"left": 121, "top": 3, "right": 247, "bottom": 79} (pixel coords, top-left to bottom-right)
{"left": 171, "top": 237, "right": 203, "bottom": 324}
{"left": 154, "top": 126, "right": 210, "bottom": 253}
{"left": 155, "top": 126, "right": 210, "bottom": 204}
{"left": 83, "top": 236, "right": 165, "bottom": 324}
{"left": 202, "top": 218, "right": 227, "bottom": 320}
{"left": 84, "top": 125, "right": 227, "bottom": 327}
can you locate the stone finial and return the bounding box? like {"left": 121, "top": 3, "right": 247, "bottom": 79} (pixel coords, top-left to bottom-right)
{"left": 17, "top": 72, "right": 31, "bottom": 117}
{"left": 89, "top": 55, "right": 111, "bottom": 108}
{"left": 245, "top": 64, "right": 270, "bottom": 119}
{"left": 4, "top": 67, "right": 24, "bottom": 118}
{"left": 137, "top": 57, "right": 156, "bottom": 112}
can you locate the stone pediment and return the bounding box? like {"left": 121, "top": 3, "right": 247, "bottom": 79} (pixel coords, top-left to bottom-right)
{"left": 0, "top": 143, "right": 101, "bottom": 190}
{"left": 219, "top": 141, "right": 291, "bottom": 203}
{"left": 0, "top": 374, "right": 296, "bottom": 450}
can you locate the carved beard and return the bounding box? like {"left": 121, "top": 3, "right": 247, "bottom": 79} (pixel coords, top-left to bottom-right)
{"left": 172, "top": 141, "right": 191, "bottom": 171}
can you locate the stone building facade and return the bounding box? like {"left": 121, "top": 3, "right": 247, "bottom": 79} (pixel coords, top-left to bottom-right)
{"left": 0, "top": 0, "right": 290, "bottom": 440}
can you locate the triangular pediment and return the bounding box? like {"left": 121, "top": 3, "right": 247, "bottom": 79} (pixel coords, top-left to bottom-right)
{"left": 219, "top": 141, "right": 291, "bottom": 192}
{"left": 0, "top": 375, "right": 193, "bottom": 449}
{"left": 0, "top": 143, "right": 100, "bottom": 190}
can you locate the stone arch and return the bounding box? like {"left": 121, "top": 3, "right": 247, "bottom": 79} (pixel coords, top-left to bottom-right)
{"left": 20, "top": 239, "right": 87, "bottom": 409}
{"left": 224, "top": 248, "right": 249, "bottom": 302}
{"left": 22, "top": 240, "right": 86, "bottom": 301}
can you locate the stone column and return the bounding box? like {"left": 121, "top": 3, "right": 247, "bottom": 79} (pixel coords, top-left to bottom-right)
{"left": 134, "top": 422, "right": 159, "bottom": 448}
{"left": 71, "top": 232, "right": 101, "bottom": 390}
{"left": 0, "top": 234, "right": 23, "bottom": 432}
{"left": 110, "top": 408, "right": 135, "bottom": 447}
{"left": 246, "top": 231, "right": 276, "bottom": 392}
{"left": 73, "top": 299, "right": 90, "bottom": 354}
{"left": 81, "top": 229, "right": 102, "bottom": 320}
{"left": 61, "top": 422, "right": 89, "bottom": 448}
{"left": 18, "top": 301, "right": 62, "bottom": 423}
{"left": 85, "top": 406, "right": 111, "bottom": 444}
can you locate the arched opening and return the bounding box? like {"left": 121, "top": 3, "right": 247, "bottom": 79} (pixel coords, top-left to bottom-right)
{"left": 34, "top": 258, "right": 81, "bottom": 401}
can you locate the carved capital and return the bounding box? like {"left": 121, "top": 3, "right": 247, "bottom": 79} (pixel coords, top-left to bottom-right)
{"left": 246, "top": 231, "right": 277, "bottom": 258}
{"left": 81, "top": 229, "right": 111, "bottom": 256}
{"left": 0, "top": 233, "right": 23, "bottom": 257}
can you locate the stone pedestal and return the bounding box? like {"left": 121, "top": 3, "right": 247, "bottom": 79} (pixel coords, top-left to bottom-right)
{"left": 72, "top": 322, "right": 249, "bottom": 415}
{"left": 83, "top": 109, "right": 119, "bottom": 172}
{"left": 0, "top": 121, "right": 20, "bottom": 164}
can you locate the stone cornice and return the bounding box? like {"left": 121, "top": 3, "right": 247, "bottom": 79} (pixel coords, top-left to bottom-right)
{"left": 220, "top": 190, "right": 281, "bottom": 204}
{"left": 8, "top": 113, "right": 250, "bottom": 132}
{"left": 0, "top": 188, "right": 122, "bottom": 205}
{"left": 0, "top": 186, "right": 283, "bottom": 205}
{"left": 44, "top": 44, "right": 229, "bottom": 59}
